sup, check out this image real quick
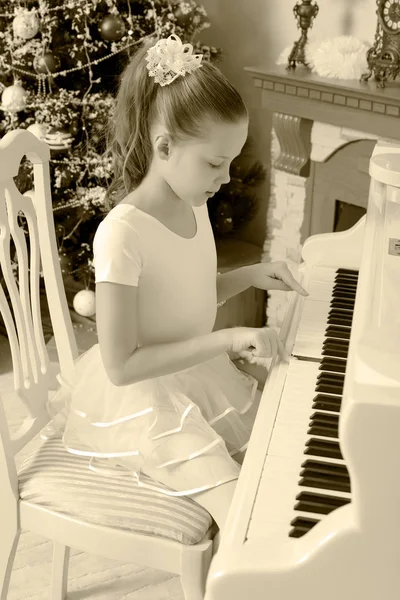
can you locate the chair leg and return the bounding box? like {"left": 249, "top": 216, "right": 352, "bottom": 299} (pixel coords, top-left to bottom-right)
{"left": 51, "top": 543, "right": 70, "bottom": 600}
{"left": 0, "top": 526, "right": 20, "bottom": 600}
{"left": 180, "top": 542, "right": 214, "bottom": 600}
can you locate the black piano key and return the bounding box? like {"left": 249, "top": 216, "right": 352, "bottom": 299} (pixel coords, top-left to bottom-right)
{"left": 309, "top": 417, "right": 339, "bottom": 436}
{"left": 317, "top": 372, "right": 345, "bottom": 383}
{"left": 332, "top": 280, "right": 357, "bottom": 290}
{"left": 334, "top": 276, "right": 358, "bottom": 286}
{"left": 315, "top": 381, "right": 344, "bottom": 394}
{"left": 327, "top": 316, "right": 353, "bottom": 327}
{"left": 316, "top": 377, "right": 344, "bottom": 392}
{"left": 328, "top": 309, "right": 354, "bottom": 320}
{"left": 331, "top": 296, "right": 355, "bottom": 306}
{"left": 334, "top": 277, "right": 358, "bottom": 286}
{"left": 307, "top": 425, "right": 338, "bottom": 438}
{"left": 321, "top": 346, "right": 348, "bottom": 360}
{"left": 324, "top": 326, "right": 351, "bottom": 340}
{"left": 310, "top": 412, "right": 340, "bottom": 425}
{"left": 336, "top": 268, "right": 359, "bottom": 276}
{"left": 332, "top": 289, "right": 357, "bottom": 300}
{"left": 323, "top": 338, "right": 349, "bottom": 349}
{"left": 301, "top": 458, "right": 348, "bottom": 476}
{"left": 327, "top": 310, "right": 353, "bottom": 323}
{"left": 330, "top": 301, "right": 355, "bottom": 312}
{"left": 319, "top": 358, "right": 347, "bottom": 373}
{"left": 312, "top": 394, "right": 342, "bottom": 412}
{"left": 329, "top": 307, "right": 354, "bottom": 317}
{"left": 289, "top": 517, "right": 319, "bottom": 538}
{"left": 305, "top": 438, "right": 343, "bottom": 460}
{"left": 294, "top": 491, "right": 351, "bottom": 515}
{"left": 299, "top": 474, "right": 351, "bottom": 494}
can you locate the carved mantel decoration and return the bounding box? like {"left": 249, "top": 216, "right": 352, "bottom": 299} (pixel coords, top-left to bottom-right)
{"left": 244, "top": 63, "right": 400, "bottom": 327}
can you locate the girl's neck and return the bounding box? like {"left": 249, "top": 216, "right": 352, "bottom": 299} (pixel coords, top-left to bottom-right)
{"left": 125, "top": 174, "right": 184, "bottom": 215}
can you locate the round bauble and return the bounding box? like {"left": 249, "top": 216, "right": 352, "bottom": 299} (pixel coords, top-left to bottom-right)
{"left": 99, "top": 14, "right": 126, "bottom": 42}
{"left": 73, "top": 289, "right": 96, "bottom": 317}
{"left": 33, "top": 52, "right": 60, "bottom": 74}
{"left": 13, "top": 8, "right": 40, "bottom": 40}
{"left": 27, "top": 122, "right": 48, "bottom": 140}
{"left": 174, "top": 4, "right": 196, "bottom": 27}
{"left": 1, "top": 83, "right": 28, "bottom": 113}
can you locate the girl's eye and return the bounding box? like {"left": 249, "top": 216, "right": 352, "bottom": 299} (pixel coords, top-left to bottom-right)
{"left": 209, "top": 163, "right": 222, "bottom": 169}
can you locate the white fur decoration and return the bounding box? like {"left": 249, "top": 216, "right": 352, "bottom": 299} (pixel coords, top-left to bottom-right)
{"left": 276, "top": 35, "right": 371, "bottom": 80}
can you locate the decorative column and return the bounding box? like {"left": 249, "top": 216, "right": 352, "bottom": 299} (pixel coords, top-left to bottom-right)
{"left": 262, "top": 113, "right": 312, "bottom": 328}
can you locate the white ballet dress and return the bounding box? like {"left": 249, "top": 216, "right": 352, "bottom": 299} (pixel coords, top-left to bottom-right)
{"left": 42, "top": 201, "right": 260, "bottom": 497}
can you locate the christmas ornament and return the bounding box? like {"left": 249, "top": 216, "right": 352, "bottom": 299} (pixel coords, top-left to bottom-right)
{"left": 13, "top": 8, "right": 40, "bottom": 40}
{"left": 1, "top": 82, "right": 28, "bottom": 112}
{"left": 174, "top": 3, "right": 196, "bottom": 27}
{"left": 99, "top": 15, "right": 126, "bottom": 42}
{"left": 34, "top": 52, "right": 60, "bottom": 74}
{"left": 361, "top": 0, "right": 400, "bottom": 87}
{"left": 27, "top": 122, "right": 48, "bottom": 140}
{"left": 73, "top": 289, "right": 96, "bottom": 317}
{"left": 45, "top": 127, "right": 73, "bottom": 152}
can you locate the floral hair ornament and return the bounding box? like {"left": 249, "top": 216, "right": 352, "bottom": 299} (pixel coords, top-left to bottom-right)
{"left": 145, "top": 34, "right": 203, "bottom": 87}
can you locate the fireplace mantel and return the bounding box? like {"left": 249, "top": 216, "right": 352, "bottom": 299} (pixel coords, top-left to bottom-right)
{"left": 245, "top": 63, "right": 400, "bottom": 140}
{"left": 245, "top": 62, "right": 400, "bottom": 328}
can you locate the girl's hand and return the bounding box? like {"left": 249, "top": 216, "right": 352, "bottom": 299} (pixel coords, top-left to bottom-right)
{"left": 225, "top": 326, "right": 290, "bottom": 362}
{"left": 243, "top": 261, "right": 309, "bottom": 296}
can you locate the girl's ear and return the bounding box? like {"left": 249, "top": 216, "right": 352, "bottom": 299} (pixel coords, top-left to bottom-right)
{"left": 154, "top": 134, "right": 171, "bottom": 161}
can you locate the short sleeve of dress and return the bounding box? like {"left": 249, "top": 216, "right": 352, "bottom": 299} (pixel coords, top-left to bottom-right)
{"left": 93, "top": 218, "right": 143, "bottom": 286}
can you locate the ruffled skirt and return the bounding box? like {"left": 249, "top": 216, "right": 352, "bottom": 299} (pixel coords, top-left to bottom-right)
{"left": 41, "top": 343, "right": 260, "bottom": 498}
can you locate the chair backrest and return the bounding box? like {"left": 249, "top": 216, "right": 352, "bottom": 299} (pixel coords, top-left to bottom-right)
{"left": 0, "top": 129, "right": 79, "bottom": 499}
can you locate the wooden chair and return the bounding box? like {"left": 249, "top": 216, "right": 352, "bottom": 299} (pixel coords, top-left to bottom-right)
{"left": 0, "top": 129, "right": 217, "bottom": 600}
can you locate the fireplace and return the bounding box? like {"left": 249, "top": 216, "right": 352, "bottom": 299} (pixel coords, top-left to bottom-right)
{"left": 334, "top": 201, "right": 366, "bottom": 233}
{"left": 244, "top": 63, "right": 400, "bottom": 328}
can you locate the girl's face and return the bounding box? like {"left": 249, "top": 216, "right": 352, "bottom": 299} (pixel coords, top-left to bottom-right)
{"left": 158, "top": 117, "right": 249, "bottom": 207}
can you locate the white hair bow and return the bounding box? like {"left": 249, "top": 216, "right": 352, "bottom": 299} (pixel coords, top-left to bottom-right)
{"left": 145, "top": 34, "right": 203, "bottom": 86}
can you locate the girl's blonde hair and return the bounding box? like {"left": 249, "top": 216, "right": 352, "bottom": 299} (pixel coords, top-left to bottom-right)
{"left": 104, "top": 36, "right": 248, "bottom": 210}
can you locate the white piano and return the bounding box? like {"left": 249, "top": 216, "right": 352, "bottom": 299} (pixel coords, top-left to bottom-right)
{"left": 205, "top": 141, "right": 400, "bottom": 600}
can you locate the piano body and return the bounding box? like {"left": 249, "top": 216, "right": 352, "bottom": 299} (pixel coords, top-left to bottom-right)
{"left": 205, "top": 140, "right": 400, "bottom": 600}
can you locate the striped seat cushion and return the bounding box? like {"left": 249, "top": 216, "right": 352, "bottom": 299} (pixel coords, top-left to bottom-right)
{"left": 18, "top": 432, "right": 214, "bottom": 545}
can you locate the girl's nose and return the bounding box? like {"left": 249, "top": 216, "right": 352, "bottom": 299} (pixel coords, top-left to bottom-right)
{"left": 218, "top": 167, "right": 230, "bottom": 186}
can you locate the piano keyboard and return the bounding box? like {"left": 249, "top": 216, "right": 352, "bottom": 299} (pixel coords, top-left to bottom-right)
{"left": 293, "top": 267, "right": 358, "bottom": 361}
{"left": 249, "top": 266, "right": 359, "bottom": 541}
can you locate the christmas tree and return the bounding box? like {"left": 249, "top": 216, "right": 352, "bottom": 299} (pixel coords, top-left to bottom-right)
{"left": 0, "top": 0, "right": 266, "bottom": 318}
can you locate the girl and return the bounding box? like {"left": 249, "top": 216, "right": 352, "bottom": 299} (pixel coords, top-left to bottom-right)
{"left": 44, "top": 34, "right": 308, "bottom": 538}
